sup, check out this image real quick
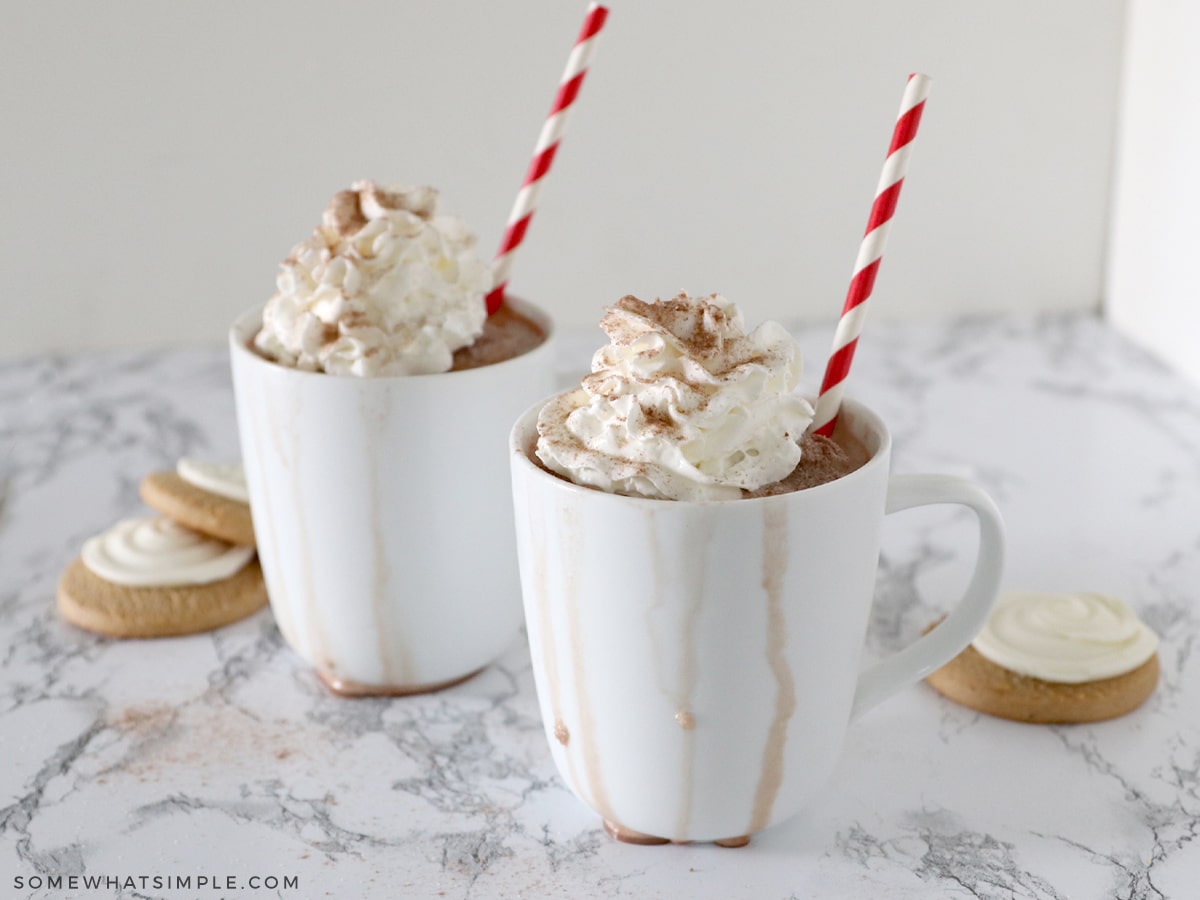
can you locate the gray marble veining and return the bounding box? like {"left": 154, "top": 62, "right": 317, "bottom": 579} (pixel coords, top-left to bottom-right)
{"left": 2, "top": 314, "right": 1199, "bottom": 899}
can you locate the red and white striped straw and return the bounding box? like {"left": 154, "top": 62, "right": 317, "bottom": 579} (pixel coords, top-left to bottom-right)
{"left": 811, "top": 73, "right": 932, "bottom": 437}
{"left": 485, "top": 3, "right": 609, "bottom": 316}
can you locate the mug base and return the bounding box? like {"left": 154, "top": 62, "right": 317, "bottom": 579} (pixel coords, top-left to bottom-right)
{"left": 713, "top": 835, "right": 751, "bottom": 848}
{"left": 602, "top": 819, "right": 751, "bottom": 848}
{"left": 603, "top": 819, "right": 668, "bottom": 846}
{"left": 316, "top": 666, "right": 485, "bottom": 698}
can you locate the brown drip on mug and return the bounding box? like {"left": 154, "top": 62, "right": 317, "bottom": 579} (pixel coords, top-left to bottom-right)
{"left": 247, "top": 416, "right": 296, "bottom": 649}
{"left": 564, "top": 507, "right": 616, "bottom": 821}
{"left": 714, "top": 835, "right": 751, "bottom": 848}
{"left": 748, "top": 503, "right": 797, "bottom": 834}
{"left": 603, "top": 820, "right": 670, "bottom": 846}
{"left": 286, "top": 390, "right": 328, "bottom": 672}
{"left": 316, "top": 666, "right": 482, "bottom": 698}
{"left": 601, "top": 820, "right": 752, "bottom": 849}
{"left": 532, "top": 487, "right": 585, "bottom": 794}
{"left": 361, "top": 389, "right": 413, "bottom": 684}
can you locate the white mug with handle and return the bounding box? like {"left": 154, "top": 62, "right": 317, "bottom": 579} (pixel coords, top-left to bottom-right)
{"left": 510, "top": 395, "right": 1004, "bottom": 844}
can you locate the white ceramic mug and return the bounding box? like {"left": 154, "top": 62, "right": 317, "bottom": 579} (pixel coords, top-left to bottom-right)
{"left": 509, "top": 396, "right": 1004, "bottom": 843}
{"left": 230, "top": 299, "right": 555, "bottom": 695}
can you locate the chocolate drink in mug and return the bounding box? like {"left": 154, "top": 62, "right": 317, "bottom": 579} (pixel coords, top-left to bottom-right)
{"left": 232, "top": 181, "right": 555, "bottom": 697}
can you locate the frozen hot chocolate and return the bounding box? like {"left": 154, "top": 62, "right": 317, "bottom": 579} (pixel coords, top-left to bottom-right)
{"left": 744, "top": 426, "right": 870, "bottom": 496}
{"left": 254, "top": 181, "right": 543, "bottom": 376}
{"left": 535, "top": 292, "right": 867, "bottom": 500}
{"left": 451, "top": 302, "right": 547, "bottom": 372}
{"left": 231, "top": 179, "right": 556, "bottom": 697}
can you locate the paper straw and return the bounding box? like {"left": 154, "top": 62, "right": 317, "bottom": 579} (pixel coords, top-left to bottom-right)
{"left": 811, "top": 73, "right": 932, "bottom": 437}
{"left": 486, "top": 3, "right": 609, "bottom": 316}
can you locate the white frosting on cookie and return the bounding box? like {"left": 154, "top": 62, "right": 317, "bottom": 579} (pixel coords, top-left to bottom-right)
{"left": 81, "top": 517, "right": 254, "bottom": 587}
{"left": 177, "top": 458, "right": 249, "bottom": 503}
{"left": 971, "top": 591, "right": 1159, "bottom": 683}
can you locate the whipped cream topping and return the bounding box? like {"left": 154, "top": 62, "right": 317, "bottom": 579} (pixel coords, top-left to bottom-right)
{"left": 972, "top": 591, "right": 1159, "bottom": 683}
{"left": 536, "top": 293, "right": 814, "bottom": 501}
{"left": 254, "top": 181, "right": 490, "bottom": 376}
{"left": 177, "top": 458, "right": 249, "bottom": 504}
{"left": 81, "top": 518, "right": 255, "bottom": 587}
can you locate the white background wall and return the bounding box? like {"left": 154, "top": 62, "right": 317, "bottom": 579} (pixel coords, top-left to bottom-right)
{"left": 1108, "top": 0, "right": 1200, "bottom": 386}
{"left": 2, "top": 1, "right": 1125, "bottom": 357}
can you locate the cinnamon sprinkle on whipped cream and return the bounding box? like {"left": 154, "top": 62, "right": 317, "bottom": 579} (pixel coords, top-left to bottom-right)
{"left": 255, "top": 181, "right": 490, "bottom": 377}
{"left": 536, "top": 292, "right": 815, "bottom": 501}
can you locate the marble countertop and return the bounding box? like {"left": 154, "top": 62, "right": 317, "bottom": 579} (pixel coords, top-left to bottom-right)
{"left": 2, "top": 314, "right": 1199, "bottom": 899}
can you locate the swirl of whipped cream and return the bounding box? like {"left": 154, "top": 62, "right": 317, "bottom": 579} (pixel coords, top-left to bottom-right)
{"left": 81, "top": 518, "right": 255, "bottom": 587}
{"left": 972, "top": 591, "right": 1159, "bottom": 683}
{"left": 536, "top": 293, "right": 814, "bottom": 501}
{"left": 177, "top": 458, "right": 249, "bottom": 503}
{"left": 254, "top": 181, "right": 490, "bottom": 376}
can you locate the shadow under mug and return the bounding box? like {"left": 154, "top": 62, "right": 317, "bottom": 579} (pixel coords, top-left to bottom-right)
{"left": 509, "top": 396, "right": 1005, "bottom": 843}
{"left": 229, "top": 299, "right": 555, "bottom": 695}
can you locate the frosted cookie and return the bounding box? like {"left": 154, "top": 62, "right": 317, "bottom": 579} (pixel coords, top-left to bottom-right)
{"left": 140, "top": 459, "right": 254, "bottom": 546}
{"left": 926, "top": 591, "right": 1159, "bottom": 724}
{"left": 57, "top": 517, "right": 266, "bottom": 638}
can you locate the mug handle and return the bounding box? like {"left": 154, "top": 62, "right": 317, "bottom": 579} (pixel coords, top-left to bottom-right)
{"left": 851, "top": 474, "right": 1006, "bottom": 720}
